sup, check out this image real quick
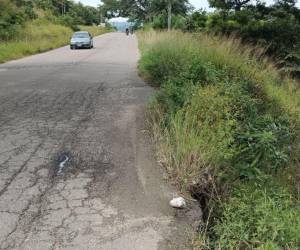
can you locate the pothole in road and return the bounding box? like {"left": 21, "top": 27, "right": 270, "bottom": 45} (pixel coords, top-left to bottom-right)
{"left": 58, "top": 155, "right": 70, "bottom": 174}
{"left": 51, "top": 152, "right": 71, "bottom": 177}
{"left": 49, "top": 149, "right": 114, "bottom": 180}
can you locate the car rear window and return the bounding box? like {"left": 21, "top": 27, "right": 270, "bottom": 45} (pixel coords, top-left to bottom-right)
{"left": 73, "top": 33, "right": 89, "bottom": 38}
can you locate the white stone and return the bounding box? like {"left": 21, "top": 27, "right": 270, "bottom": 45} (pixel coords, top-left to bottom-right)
{"left": 169, "top": 197, "right": 186, "bottom": 209}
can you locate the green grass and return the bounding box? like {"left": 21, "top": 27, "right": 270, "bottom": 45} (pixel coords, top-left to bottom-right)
{"left": 0, "top": 19, "right": 72, "bottom": 63}
{"left": 0, "top": 19, "right": 111, "bottom": 63}
{"left": 138, "top": 30, "right": 300, "bottom": 249}
{"left": 78, "top": 25, "right": 112, "bottom": 37}
{"left": 212, "top": 182, "right": 300, "bottom": 249}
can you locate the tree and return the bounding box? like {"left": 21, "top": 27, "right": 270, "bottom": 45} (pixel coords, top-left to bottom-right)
{"left": 0, "top": 0, "right": 38, "bottom": 40}
{"left": 100, "top": 0, "right": 190, "bottom": 24}
{"left": 167, "top": 0, "right": 172, "bottom": 30}
{"left": 185, "top": 10, "right": 207, "bottom": 31}
{"left": 209, "top": 0, "right": 252, "bottom": 11}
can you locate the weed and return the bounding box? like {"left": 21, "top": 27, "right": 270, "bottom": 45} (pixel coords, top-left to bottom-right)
{"left": 212, "top": 181, "right": 300, "bottom": 249}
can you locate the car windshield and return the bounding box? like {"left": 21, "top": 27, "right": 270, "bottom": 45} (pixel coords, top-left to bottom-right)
{"left": 72, "top": 33, "right": 89, "bottom": 38}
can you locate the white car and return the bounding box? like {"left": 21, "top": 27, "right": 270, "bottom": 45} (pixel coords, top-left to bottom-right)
{"left": 70, "top": 31, "right": 93, "bottom": 50}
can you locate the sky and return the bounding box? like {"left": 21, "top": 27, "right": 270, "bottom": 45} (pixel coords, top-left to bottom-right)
{"left": 77, "top": 0, "right": 299, "bottom": 10}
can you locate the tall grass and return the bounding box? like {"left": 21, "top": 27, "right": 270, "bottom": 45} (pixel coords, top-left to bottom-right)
{"left": 138, "top": 30, "right": 300, "bottom": 249}
{"left": 78, "top": 25, "right": 112, "bottom": 37}
{"left": 0, "top": 19, "right": 111, "bottom": 63}
{"left": 0, "top": 19, "right": 72, "bottom": 63}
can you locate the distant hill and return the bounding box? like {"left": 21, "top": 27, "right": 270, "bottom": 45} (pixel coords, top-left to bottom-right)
{"left": 108, "top": 17, "right": 132, "bottom": 32}
{"left": 110, "top": 22, "right": 129, "bottom": 32}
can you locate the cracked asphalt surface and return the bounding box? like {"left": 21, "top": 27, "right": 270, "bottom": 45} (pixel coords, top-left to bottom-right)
{"left": 0, "top": 33, "right": 198, "bottom": 250}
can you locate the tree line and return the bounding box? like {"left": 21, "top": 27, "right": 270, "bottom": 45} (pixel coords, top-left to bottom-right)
{"left": 0, "top": 0, "right": 100, "bottom": 40}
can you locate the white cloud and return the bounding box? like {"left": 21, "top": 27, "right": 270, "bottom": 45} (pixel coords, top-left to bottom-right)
{"left": 75, "top": 0, "right": 100, "bottom": 7}
{"left": 108, "top": 17, "right": 129, "bottom": 23}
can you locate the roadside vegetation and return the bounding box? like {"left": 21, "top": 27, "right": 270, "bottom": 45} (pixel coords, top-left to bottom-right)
{"left": 0, "top": 0, "right": 111, "bottom": 63}
{"left": 0, "top": 19, "right": 72, "bottom": 63}
{"left": 0, "top": 20, "right": 109, "bottom": 63}
{"left": 138, "top": 30, "right": 300, "bottom": 249}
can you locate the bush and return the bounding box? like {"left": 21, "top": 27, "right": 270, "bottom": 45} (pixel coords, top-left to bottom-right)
{"left": 212, "top": 182, "right": 300, "bottom": 249}
{"left": 185, "top": 10, "right": 207, "bottom": 32}
{"left": 202, "top": 5, "right": 300, "bottom": 76}
{"left": 139, "top": 39, "right": 189, "bottom": 84}
{"left": 0, "top": 0, "right": 39, "bottom": 40}
{"left": 57, "top": 15, "right": 80, "bottom": 31}
{"left": 172, "top": 15, "right": 186, "bottom": 30}
{"left": 0, "top": 0, "right": 26, "bottom": 40}
{"left": 151, "top": 12, "right": 187, "bottom": 30}
{"left": 234, "top": 114, "right": 292, "bottom": 177}
{"left": 152, "top": 12, "right": 168, "bottom": 30}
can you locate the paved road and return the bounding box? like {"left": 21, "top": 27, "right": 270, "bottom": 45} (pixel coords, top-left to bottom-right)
{"left": 0, "top": 33, "right": 199, "bottom": 250}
